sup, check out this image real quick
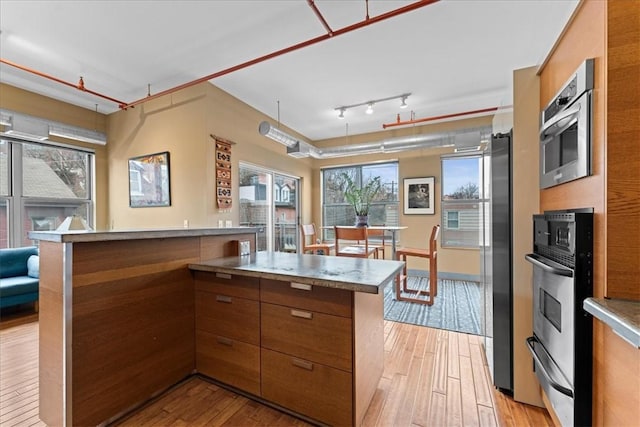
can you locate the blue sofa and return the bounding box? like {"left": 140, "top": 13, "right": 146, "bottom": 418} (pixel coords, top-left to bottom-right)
{"left": 0, "top": 246, "right": 39, "bottom": 310}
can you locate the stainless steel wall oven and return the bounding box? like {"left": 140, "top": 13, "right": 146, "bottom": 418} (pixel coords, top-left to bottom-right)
{"left": 525, "top": 210, "right": 593, "bottom": 426}
{"left": 539, "top": 59, "right": 593, "bottom": 189}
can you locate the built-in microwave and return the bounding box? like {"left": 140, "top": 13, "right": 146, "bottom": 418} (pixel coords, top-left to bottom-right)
{"left": 539, "top": 59, "right": 594, "bottom": 189}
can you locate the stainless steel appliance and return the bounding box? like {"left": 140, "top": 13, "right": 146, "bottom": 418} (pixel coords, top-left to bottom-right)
{"left": 484, "top": 131, "right": 513, "bottom": 394}
{"left": 539, "top": 59, "right": 593, "bottom": 189}
{"left": 525, "top": 210, "right": 593, "bottom": 426}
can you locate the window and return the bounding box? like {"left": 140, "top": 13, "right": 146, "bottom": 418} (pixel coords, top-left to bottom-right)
{"left": 446, "top": 211, "right": 460, "bottom": 229}
{"left": 0, "top": 138, "right": 94, "bottom": 248}
{"left": 441, "top": 155, "right": 483, "bottom": 248}
{"left": 239, "top": 163, "right": 299, "bottom": 253}
{"left": 322, "top": 162, "right": 399, "bottom": 239}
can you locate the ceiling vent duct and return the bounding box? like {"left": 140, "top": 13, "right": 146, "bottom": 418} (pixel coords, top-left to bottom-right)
{"left": 259, "top": 120, "right": 491, "bottom": 159}
{"left": 0, "top": 109, "right": 106, "bottom": 145}
{"left": 4, "top": 113, "right": 49, "bottom": 141}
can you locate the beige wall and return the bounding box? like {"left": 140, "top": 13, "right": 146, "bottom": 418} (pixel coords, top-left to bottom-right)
{"left": 106, "top": 82, "right": 314, "bottom": 230}
{"left": 0, "top": 83, "right": 110, "bottom": 230}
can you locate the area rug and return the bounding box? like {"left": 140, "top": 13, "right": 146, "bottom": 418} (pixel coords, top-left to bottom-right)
{"left": 383, "top": 270, "right": 483, "bottom": 335}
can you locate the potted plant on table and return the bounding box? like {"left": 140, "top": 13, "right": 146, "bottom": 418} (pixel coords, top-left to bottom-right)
{"left": 340, "top": 173, "right": 382, "bottom": 227}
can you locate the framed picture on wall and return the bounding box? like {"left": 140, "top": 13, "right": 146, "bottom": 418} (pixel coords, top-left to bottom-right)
{"left": 128, "top": 151, "right": 171, "bottom": 207}
{"left": 403, "top": 176, "right": 435, "bottom": 215}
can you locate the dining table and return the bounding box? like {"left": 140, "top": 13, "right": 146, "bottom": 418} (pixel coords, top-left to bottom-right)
{"left": 323, "top": 225, "right": 408, "bottom": 260}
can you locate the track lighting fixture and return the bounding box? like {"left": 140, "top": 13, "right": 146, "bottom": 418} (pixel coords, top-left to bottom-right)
{"left": 334, "top": 93, "right": 411, "bottom": 119}
{"left": 365, "top": 103, "right": 374, "bottom": 115}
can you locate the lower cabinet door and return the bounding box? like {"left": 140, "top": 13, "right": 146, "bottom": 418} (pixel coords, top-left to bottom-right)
{"left": 261, "top": 348, "right": 352, "bottom": 426}
{"left": 196, "top": 331, "right": 260, "bottom": 396}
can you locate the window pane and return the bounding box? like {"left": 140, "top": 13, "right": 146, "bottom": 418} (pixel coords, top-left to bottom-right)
{"left": 0, "top": 141, "right": 9, "bottom": 197}
{"left": 23, "top": 202, "right": 88, "bottom": 246}
{"left": 23, "top": 142, "right": 89, "bottom": 198}
{"left": 441, "top": 156, "right": 483, "bottom": 248}
{"left": 322, "top": 162, "right": 399, "bottom": 239}
{"left": 274, "top": 174, "right": 298, "bottom": 253}
{"left": 0, "top": 198, "right": 8, "bottom": 248}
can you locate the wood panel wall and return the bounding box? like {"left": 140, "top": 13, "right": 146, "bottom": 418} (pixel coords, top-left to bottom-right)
{"left": 606, "top": 0, "right": 640, "bottom": 300}
{"left": 539, "top": 1, "right": 640, "bottom": 425}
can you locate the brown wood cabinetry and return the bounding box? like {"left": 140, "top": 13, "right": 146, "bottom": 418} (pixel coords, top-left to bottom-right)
{"left": 261, "top": 279, "right": 354, "bottom": 425}
{"left": 195, "top": 271, "right": 261, "bottom": 395}
{"left": 194, "top": 274, "right": 383, "bottom": 426}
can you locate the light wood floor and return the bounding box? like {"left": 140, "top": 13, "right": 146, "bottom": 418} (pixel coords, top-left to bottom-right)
{"left": 0, "top": 319, "right": 552, "bottom": 427}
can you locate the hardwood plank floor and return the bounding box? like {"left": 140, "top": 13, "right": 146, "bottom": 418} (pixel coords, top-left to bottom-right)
{"left": 0, "top": 319, "right": 552, "bottom": 427}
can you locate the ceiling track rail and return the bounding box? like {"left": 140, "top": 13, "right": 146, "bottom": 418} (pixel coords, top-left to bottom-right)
{"left": 0, "top": 0, "right": 439, "bottom": 112}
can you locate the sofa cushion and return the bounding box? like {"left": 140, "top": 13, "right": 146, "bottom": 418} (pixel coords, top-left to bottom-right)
{"left": 0, "top": 276, "right": 39, "bottom": 297}
{"left": 27, "top": 255, "right": 40, "bottom": 278}
{"left": 0, "top": 246, "right": 39, "bottom": 278}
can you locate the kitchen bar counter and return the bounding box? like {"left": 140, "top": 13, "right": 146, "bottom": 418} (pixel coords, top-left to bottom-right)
{"left": 29, "top": 226, "right": 261, "bottom": 243}
{"left": 29, "top": 227, "right": 260, "bottom": 427}
{"left": 190, "top": 251, "right": 404, "bottom": 294}
{"left": 584, "top": 297, "right": 640, "bottom": 348}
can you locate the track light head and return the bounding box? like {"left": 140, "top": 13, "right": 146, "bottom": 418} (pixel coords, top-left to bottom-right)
{"left": 365, "top": 103, "right": 374, "bottom": 115}
{"left": 337, "top": 108, "right": 345, "bottom": 119}
{"left": 400, "top": 96, "right": 408, "bottom": 108}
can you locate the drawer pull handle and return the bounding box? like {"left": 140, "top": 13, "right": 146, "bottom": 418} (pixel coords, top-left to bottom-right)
{"left": 216, "top": 273, "right": 232, "bottom": 280}
{"left": 292, "top": 358, "right": 313, "bottom": 371}
{"left": 291, "top": 309, "right": 313, "bottom": 319}
{"left": 216, "top": 336, "right": 233, "bottom": 346}
{"left": 216, "top": 295, "right": 232, "bottom": 303}
{"left": 290, "top": 282, "right": 312, "bottom": 291}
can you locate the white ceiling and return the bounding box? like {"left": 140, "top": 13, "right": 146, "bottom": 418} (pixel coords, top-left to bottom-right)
{"left": 0, "top": 0, "right": 579, "bottom": 141}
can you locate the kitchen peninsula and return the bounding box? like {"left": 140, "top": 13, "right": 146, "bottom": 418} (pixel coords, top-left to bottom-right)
{"left": 30, "top": 228, "right": 404, "bottom": 427}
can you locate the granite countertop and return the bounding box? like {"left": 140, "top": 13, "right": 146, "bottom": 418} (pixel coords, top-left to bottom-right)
{"left": 28, "top": 227, "right": 262, "bottom": 243}
{"left": 584, "top": 297, "right": 640, "bottom": 348}
{"left": 189, "top": 251, "right": 405, "bottom": 294}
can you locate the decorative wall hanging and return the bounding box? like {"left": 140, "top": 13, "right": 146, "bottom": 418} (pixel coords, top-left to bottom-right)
{"left": 212, "top": 134, "right": 234, "bottom": 210}
{"left": 128, "top": 151, "right": 171, "bottom": 207}
{"left": 404, "top": 176, "right": 435, "bottom": 215}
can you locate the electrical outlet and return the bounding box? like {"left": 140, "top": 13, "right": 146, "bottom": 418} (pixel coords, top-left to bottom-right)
{"left": 225, "top": 220, "right": 232, "bottom": 228}
{"left": 218, "top": 220, "right": 224, "bottom": 228}
{"left": 183, "top": 219, "right": 189, "bottom": 228}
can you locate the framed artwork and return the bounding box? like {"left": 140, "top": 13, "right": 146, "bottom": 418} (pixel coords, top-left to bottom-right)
{"left": 128, "top": 151, "right": 171, "bottom": 207}
{"left": 404, "top": 176, "right": 435, "bottom": 215}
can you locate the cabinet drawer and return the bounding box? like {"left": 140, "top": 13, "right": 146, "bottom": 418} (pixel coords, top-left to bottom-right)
{"left": 194, "top": 271, "right": 259, "bottom": 300}
{"left": 262, "top": 348, "right": 352, "bottom": 427}
{"left": 196, "top": 290, "right": 259, "bottom": 345}
{"left": 261, "top": 302, "right": 352, "bottom": 372}
{"left": 260, "top": 278, "right": 352, "bottom": 318}
{"left": 196, "top": 331, "right": 260, "bottom": 396}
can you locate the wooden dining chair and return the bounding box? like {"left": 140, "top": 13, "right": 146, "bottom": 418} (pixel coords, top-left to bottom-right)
{"left": 334, "top": 226, "right": 377, "bottom": 258}
{"left": 366, "top": 226, "right": 387, "bottom": 260}
{"left": 395, "top": 225, "right": 440, "bottom": 305}
{"left": 300, "top": 223, "right": 334, "bottom": 255}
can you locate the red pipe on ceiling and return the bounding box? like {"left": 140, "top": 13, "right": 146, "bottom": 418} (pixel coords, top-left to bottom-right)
{"left": 0, "top": 0, "right": 439, "bottom": 111}
{"left": 120, "top": 0, "right": 440, "bottom": 110}
{"left": 307, "top": 0, "right": 334, "bottom": 35}
{"left": 0, "top": 58, "right": 129, "bottom": 107}
{"left": 382, "top": 106, "right": 503, "bottom": 129}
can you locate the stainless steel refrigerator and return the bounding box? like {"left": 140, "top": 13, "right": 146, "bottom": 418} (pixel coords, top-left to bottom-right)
{"left": 483, "top": 131, "right": 513, "bottom": 394}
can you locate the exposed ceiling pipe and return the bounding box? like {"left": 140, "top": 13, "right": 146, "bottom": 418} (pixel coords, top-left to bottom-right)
{"left": 382, "top": 106, "right": 507, "bottom": 129}
{"left": 309, "top": 127, "right": 491, "bottom": 159}
{"left": 0, "top": 58, "right": 128, "bottom": 107}
{"left": 259, "top": 119, "right": 491, "bottom": 159}
{"left": 1, "top": 1, "right": 438, "bottom": 112}
{"left": 102, "top": 0, "right": 441, "bottom": 110}
{"left": 307, "top": 0, "right": 334, "bottom": 35}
